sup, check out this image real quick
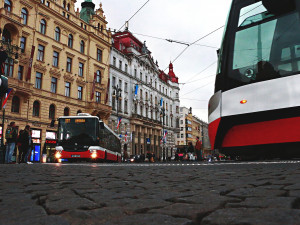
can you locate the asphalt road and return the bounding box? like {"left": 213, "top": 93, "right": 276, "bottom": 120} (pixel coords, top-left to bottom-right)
{"left": 0, "top": 160, "right": 300, "bottom": 225}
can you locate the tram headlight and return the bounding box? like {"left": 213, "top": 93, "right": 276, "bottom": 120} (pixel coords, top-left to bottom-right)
{"left": 55, "top": 152, "right": 62, "bottom": 159}
{"left": 91, "top": 152, "right": 97, "bottom": 159}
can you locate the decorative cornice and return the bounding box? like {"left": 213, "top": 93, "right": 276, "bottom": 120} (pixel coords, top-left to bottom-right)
{"left": 49, "top": 68, "right": 62, "bottom": 78}
{"left": 96, "top": 44, "right": 104, "bottom": 50}
{"left": 52, "top": 45, "right": 63, "bottom": 52}
{"left": 66, "top": 51, "right": 75, "bottom": 58}
{"left": 37, "top": 38, "right": 48, "bottom": 45}
{"left": 22, "top": 31, "right": 30, "bottom": 37}
{"left": 63, "top": 73, "right": 75, "bottom": 82}
{"left": 78, "top": 57, "right": 87, "bottom": 62}
{"left": 93, "top": 63, "right": 105, "bottom": 70}
{"left": 38, "top": 12, "right": 50, "bottom": 20}
{"left": 79, "top": 35, "right": 88, "bottom": 41}
{"left": 54, "top": 21, "right": 76, "bottom": 35}
{"left": 33, "top": 62, "right": 47, "bottom": 72}
{"left": 76, "top": 77, "right": 86, "bottom": 86}
{"left": 20, "top": 0, "right": 34, "bottom": 9}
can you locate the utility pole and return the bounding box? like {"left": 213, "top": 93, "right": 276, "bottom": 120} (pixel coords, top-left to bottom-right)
{"left": 160, "top": 106, "right": 166, "bottom": 162}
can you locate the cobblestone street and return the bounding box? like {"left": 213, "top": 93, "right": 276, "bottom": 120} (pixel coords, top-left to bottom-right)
{"left": 0, "top": 161, "right": 300, "bottom": 225}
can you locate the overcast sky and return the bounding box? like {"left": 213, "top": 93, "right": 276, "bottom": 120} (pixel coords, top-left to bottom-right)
{"left": 75, "top": 0, "right": 232, "bottom": 122}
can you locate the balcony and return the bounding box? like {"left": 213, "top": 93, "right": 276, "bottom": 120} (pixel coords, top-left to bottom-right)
{"left": 8, "top": 77, "right": 33, "bottom": 97}
{"left": 131, "top": 113, "right": 162, "bottom": 126}
{"left": 0, "top": 8, "right": 22, "bottom": 24}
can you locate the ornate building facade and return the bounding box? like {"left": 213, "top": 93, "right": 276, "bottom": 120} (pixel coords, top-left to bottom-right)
{"left": 0, "top": 0, "right": 111, "bottom": 161}
{"left": 109, "top": 30, "right": 180, "bottom": 159}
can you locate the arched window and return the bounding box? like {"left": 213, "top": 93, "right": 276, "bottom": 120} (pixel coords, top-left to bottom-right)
{"left": 55, "top": 27, "right": 60, "bottom": 42}
{"left": 68, "top": 34, "right": 73, "bottom": 48}
{"left": 40, "top": 19, "right": 46, "bottom": 35}
{"left": 49, "top": 104, "right": 55, "bottom": 119}
{"left": 64, "top": 107, "right": 69, "bottom": 116}
{"left": 4, "top": 0, "right": 12, "bottom": 12}
{"left": 21, "top": 8, "right": 28, "bottom": 25}
{"left": 67, "top": 3, "right": 70, "bottom": 11}
{"left": 97, "top": 23, "right": 100, "bottom": 30}
{"left": 101, "top": 25, "right": 103, "bottom": 32}
{"left": 77, "top": 110, "right": 82, "bottom": 115}
{"left": 2, "top": 28, "right": 11, "bottom": 43}
{"left": 33, "top": 101, "right": 40, "bottom": 117}
{"left": 96, "top": 70, "right": 101, "bottom": 83}
{"left": 63, "top": 0, "right": 66, "bottom": 8}
{"left": 11, "top": 96, "right": 20, "bottom": 113}
{"left": 80, "top": 40, "right": 85, "bottom": 53}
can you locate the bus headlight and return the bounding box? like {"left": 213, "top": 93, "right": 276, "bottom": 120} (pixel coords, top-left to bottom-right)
{"left": 91, "top": 153, "right": 97, "bottom": 159}
{"left": 55, "top": 152, "right": 62, "bottom": 159}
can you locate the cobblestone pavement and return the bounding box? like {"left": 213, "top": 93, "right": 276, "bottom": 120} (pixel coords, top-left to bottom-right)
{"left": 0, "top": 161, "right": 300, "bottom": 225}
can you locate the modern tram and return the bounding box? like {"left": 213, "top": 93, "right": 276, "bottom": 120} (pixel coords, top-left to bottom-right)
{"left": 55, "top": 113, "right": 121, "bottom": 162}
{"left": 208, "top": 0, "right": 300, "bottom": 158}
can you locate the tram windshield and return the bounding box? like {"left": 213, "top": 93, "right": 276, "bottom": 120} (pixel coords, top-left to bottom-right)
{"left": 225, "top": 0, "right": 300, "bottom": 90}
{"left": 58, "top": 118, "right": 98, "bottom": 145}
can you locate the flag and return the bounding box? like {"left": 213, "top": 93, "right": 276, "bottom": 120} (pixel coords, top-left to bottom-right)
{"left": 160, "top": 130, "right": 168, "bottom": 144}
{"left": 90, "top": 72, "right": 97, "bottom": 100}
{"left": 116, "top": 116, "right": 122, "bottom": 129}
{"left": 105, "top": 78, "right": 110, "bottom": 104}
{"left": 134, "top": 84, "right": 139, "bottom": 100}
{"left": 119, "top": 134, "right": 122, "bottom": 138}
{"left": 125, "top": 132, "right": 128, "bottom": 142}
{"left": 160, "top": 98, "right": 163, "bottom": 107}
{"left": 2, "top": 88, "right": 12, "bottom": 108}
{"left": 26, "top": 45, "right": 35, "bottom": 81}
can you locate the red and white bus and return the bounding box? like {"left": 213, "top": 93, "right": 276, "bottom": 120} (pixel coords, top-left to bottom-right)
{"left": 209, "top": 0, "right": 300, "bottom": 158}
{"left": 55, "top": 113, "right": 121, "bottom": 162}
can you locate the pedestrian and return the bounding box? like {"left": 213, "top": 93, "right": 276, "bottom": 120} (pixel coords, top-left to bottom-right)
{"left": 5, "top": 122, "right": 18, "bottom": 164}
{"left": 195, "top": 136, "right": 203, "bottom": 161}
{"left": 16, "top": 130, "right": 24, "bottom": 163}
{"left": 20, "top": 125, "right": 33, "bottom": 164}
{"left": 123, "top": 144, "right": 128, "bottom": 162}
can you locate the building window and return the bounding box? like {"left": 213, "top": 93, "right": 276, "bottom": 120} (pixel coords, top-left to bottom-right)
{"left": 78, "top": 62, "right": 84, "bottom": 77}
{"left": 49, "top": 104, "right": 55, "bottom": 119}
{"left": 124, "top": 100, "right": 128, "bottom": 113}
{"left": 4, "top": 58, "right": 13, "bottom": 77}
{"left": 140, "top": 72, "right": 142, "bottom": 80}
{"left": 68, "top": 34, "right": 73, "bottom": 48}
{"left": 35, "top": 72, "right": 42, "bottom": 89}
{"left": 134, "top": 69, "right": 137, "bottom": 78}
{"left": 181, "top": 134, "right": 184, "bottom": 138}
{"left": 40, "top": 19, "right": 46, "bottom": 35}
{"left": 97, "top": 49, "right": 102, "bottom": 62}
{"left": 134, "top": 103, "right": 137, "bottom": 113}
{"left": 112, "top": 97, "right": 116, "bottom": 110}
{"left": 140, "top": 105, "right": 143, "bottom": 116}
{"left": 18, "top": 66, "right": 24, "bottom": 80}
{"left": 4, "top": 0, "right": 12, "bottom": 12}
{"left": 119, "top": 61, "right": 122, "bottom": 70}
{"left": 125, "top": 64, "right": 128, "bottom": 73}
{"left": 80, "top": 40, "right": 85, "bottom": 53}
{"left": 96, "top": 70, "right": 101, "bottom": 83}
{"left": 65, "top": 82, "right": 70, "bottom": 97}
{"left": 124, "top": 82, "right": 128, "bottom": 93}
{"left": 20, "top": 36, "right": 26, "bottom": 53}
{"left": 66, "top": 57, "right": 72, "bottom": 72}
{"left": 33, "top": 101, "right": 40, "bottom": 117}
{"left": 67, "top": 3, "right": 70, "bottom": 11}
{"left": 46, "top": 1, "right": 50, "bottom": 7}
{"left": 51, "top": 77, "right": 57, "bottom": 93}
{"left": 37, "top": 44, "right": 45, "bottom": 61}
{"left": 21, "top": 8, "right": 28, "bottom": 25}
{"left": 96, "top": 92, "right": 101, "bottom": 103}
{"left": 55, "top": 27, "right": 60, "bottom": 42}
{"left": 53, "top": 51, "right": 59, "bottom": 67}
{"left": 145, "top": 75, "right": 148, "bottom": 83}
{"left": 113, "top": 57, "right": 116, "bottom": 66}
{"left": 78, "top": 86, "right": 83, "bottom": 100}
{"left": 11, "top": 96, "right": 20, "bottom": 113}
{"left": 63, "top": 0, "right": 66, "bottom": 8}
{"left": 64, "top": 107, "right": 69, "bottom": 116}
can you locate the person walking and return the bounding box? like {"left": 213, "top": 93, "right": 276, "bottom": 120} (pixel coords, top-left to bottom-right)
{"left": 16, "top": 130, "right": 24, "bottom": 163}
{"left": 5, "top": 122, "right": 18, "bottom": 164}
{"left": 195, "top": 136, "right": 203, "bottom": 161}
{"left": 20, "top": 125, "right": 33, "bottom": 164}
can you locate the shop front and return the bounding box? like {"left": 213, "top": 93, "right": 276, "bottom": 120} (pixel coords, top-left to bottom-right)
{"left": 31, "top": 129, "right": 41, "bottom": 162}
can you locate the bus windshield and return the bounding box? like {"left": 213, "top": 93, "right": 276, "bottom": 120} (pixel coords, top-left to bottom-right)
{"left": 58, "top": 118, "right": 98, "bottom": 146}
{"left": 226, "top": 0, "right": 300, "bottom": 89}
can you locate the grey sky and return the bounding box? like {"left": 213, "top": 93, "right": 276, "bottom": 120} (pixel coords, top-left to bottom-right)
{"left": 75, "top": 0, "right": 232, "bottom": 122}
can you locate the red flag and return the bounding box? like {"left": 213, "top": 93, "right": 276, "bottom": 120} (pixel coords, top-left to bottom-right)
{"left": 26, "top": 45, "right": 35, "bottom": 81}
{"left": 105, "top": 78, "right": 110, "bottom": 104}
{"left": 90, "top": 72, "right": 97, "bottom": 100}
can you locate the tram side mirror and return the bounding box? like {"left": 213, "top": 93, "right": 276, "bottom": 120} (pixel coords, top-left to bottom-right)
{"left": 262, "top": 0, "right": 295, "bottom": 15}
{"left": 99, "top": 121, "right": 105, "bottom": 129}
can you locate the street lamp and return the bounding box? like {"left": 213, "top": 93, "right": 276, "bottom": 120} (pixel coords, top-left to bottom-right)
{"left": 0, "top": 39, "right": 19, "bottom": 160}
{"left": 159, "top": 105, "right": 166, "bottom": 162}
{"left": 112, "top": 85, "right": 122, "bottom": 135}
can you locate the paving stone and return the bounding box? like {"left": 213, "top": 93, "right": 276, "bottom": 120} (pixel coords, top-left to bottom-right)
{"left": 201, "top": 208, "right": 300, "bottom": 225}
{"left": 225, "top": 197, "right": 297, "bottom": 208}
